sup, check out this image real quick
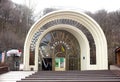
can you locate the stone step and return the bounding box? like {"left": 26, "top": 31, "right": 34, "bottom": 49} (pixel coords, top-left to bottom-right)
{"left": 17, "top": 79, "right": 120, "bottom": 82}
{"left": 17, "top": 70, "right": 120, "bottom": 82}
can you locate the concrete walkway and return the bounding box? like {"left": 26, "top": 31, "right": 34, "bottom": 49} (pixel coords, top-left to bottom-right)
{"left": 0, "top": 71, "right": 35, "bottom": 82}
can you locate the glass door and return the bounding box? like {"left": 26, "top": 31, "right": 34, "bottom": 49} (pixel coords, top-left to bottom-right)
{"left": 55, "top": 57, "right": 65, "bottom": 71}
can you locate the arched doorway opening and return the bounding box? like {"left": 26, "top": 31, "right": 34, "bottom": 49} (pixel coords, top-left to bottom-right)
{"left": 38, "top": 30, "right": 80, "bottom": 71}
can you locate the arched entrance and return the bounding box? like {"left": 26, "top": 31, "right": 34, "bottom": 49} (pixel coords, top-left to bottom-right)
{"left": 23, "top": 10, "right": 108, "bottom": 71}
{"left": 38, "top": 30, "right": 80, "bottom": 71}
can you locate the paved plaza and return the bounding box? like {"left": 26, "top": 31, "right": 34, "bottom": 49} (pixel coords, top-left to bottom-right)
{"left": 0, "top": 71, "right": 35, "bottom": 82}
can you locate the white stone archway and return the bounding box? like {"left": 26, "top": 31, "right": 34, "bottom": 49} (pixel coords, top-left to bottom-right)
{"left": 23, "top": 10, "right": 108, "bottom": 71}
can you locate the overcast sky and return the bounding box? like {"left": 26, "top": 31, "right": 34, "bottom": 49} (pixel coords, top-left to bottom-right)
{"left": 11, "top": 0, "right": 120, "bottom": 13}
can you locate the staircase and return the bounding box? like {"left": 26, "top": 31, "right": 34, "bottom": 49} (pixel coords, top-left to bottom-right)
{"left": 17, "top": 70, "right": 120, "bottom": 82}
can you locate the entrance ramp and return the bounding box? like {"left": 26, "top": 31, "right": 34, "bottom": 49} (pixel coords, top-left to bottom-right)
{"left": 17, "top": 70, "right": 120, "bottom": 82}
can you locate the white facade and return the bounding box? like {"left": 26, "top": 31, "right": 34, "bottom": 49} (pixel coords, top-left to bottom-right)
{"left": 23, "top": 10, "right": 108, "bottom": 71}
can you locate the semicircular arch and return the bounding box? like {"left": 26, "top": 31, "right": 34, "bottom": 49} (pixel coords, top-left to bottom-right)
{"left": 23, "top": 10, "right": 108, "bottom": 70}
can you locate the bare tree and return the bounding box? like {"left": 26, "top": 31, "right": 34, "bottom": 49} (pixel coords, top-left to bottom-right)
{"left": 0, "top": 0, "right": 33, "bottom": 51}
